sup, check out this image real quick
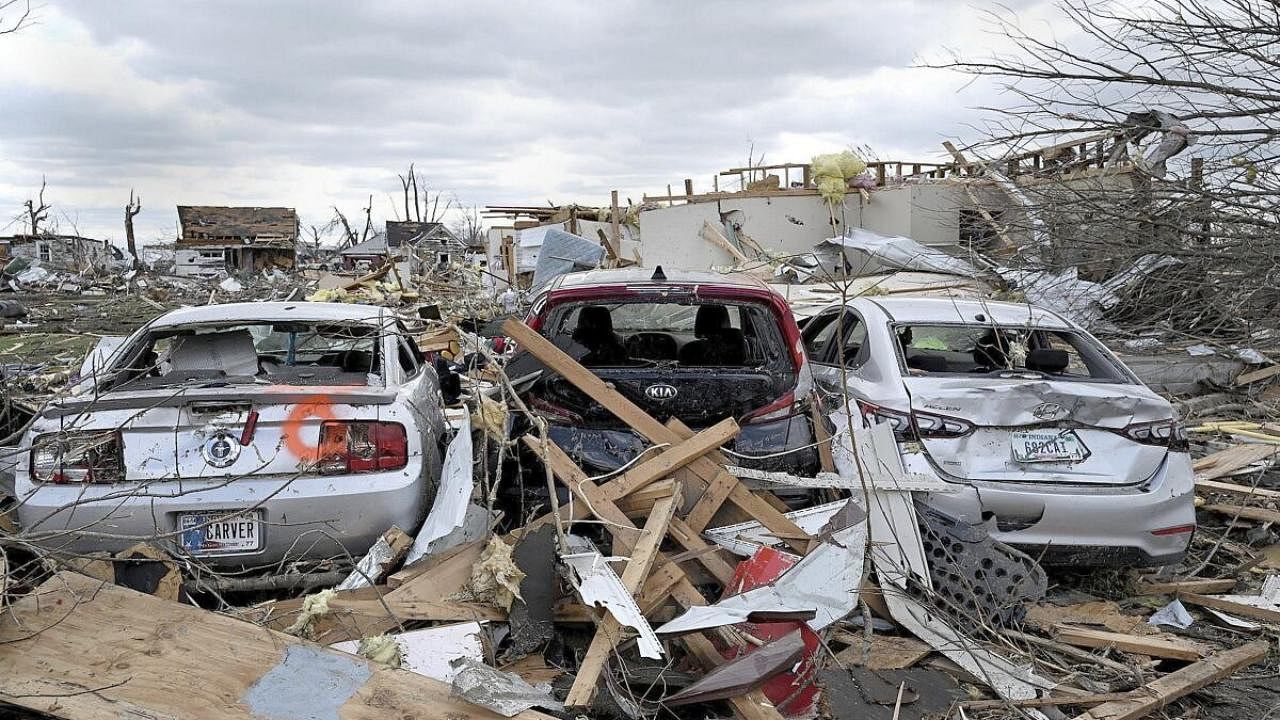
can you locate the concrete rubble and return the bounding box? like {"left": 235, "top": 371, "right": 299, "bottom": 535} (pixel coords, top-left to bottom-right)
{"left": 2, "top": 141, "right": 1279, "bottom": 720}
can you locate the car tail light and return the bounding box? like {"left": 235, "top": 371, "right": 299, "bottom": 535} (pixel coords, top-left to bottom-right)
{"left": 1151, "top": 523, "right": 1195, "bottom": 536}
{"left": 317, "top": 421, "right": 407, "bottom": 474}
{"left": 856, "top": 401, "right": 974, "bottom": 441}
{"left": 31, "top": 430, "right": 124, "bottom": 484}
{"left": 528, "top": 396, "right": 583, "bottom": 425}
{"left": 741, "top": 390, "right": 804, "bottom": 424}
{"left": 1120, "top": 420, "right": 1189, "bottom": 451}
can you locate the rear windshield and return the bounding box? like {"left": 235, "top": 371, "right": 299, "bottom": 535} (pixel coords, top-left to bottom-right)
{"left": 546, "top": 301, "right": 783, "bottom": 368}
{"left": 893, "top": 323, "right": 1130, "bottom": 382}
{"left": 107, "top": 321, "right": 381, "bottom": 390}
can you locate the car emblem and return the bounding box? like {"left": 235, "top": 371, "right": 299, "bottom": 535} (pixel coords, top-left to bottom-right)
{"left": 201, "top": 431, "right": 241, "bottom": 468}
{"left": 1031, "top": 402, "right": 1067, "bottom": 421}
{"left": 645, "top": 383, "right": 678, "bottom": 401}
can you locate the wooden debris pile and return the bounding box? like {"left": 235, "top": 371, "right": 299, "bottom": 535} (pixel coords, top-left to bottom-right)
{"left": 1, "top": 320, "right": 1278, "bottom": 720}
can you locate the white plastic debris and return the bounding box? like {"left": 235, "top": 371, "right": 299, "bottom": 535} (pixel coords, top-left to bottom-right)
{"left": 219, "top": 277, "right": 244, "bottom": 293}
{"left": 1148, "top": 599, "right": 1194, "bottom": 629}
{"left": 450, "top": 656, "right": 564, "bottom": 717}
{"left": 562, "top": 535, "right": 663, "bottom": 659}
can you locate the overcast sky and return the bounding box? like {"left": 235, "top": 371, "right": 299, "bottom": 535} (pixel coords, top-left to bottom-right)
{"left": 0, "top": 1, "right": 1060, "bottom": 244}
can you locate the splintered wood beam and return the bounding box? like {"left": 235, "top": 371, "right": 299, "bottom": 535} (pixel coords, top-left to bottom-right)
{"left": 1072, "top": 640, "right": 1270, "bottom": 720}
{"left": 1132, "top": 577, "right": 1236, "bottom": 596}
{"left": 601, "top": 417, "right": 740, "bottom": 502}
{"left": 564, "top": 485, "right": 681, "bottom": 708}
{"left": 521, "top": 436, "right": 787, "bottom": 720}
{"left": 1051, "top": 625, "right": 1207, "bottom": 661}
{"left": 1177, "top": 592, "right": 1280, "bottom": 624}
{"left": 503, "top": 319, "right": 811, "bottom": 552}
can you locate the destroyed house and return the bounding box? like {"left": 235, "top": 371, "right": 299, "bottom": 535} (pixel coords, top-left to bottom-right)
{"left": 339, "top": 221, "right": 465, "bottom": 272}
{"left": 1, "top": 234, "right": 123, "bottom": 271}
{"left": 175, "top": 206, "right": 299, "bottom": 277}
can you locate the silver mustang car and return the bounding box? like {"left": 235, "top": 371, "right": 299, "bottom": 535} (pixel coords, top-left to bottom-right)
{"left": 14, "top": 302, "right": 447, "bottom": 568}
{"left": 804, "top": 297, "right": 1195, "bottom": 566}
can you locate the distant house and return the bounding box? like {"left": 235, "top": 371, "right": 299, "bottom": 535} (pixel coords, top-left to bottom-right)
{"left": 0, "top": 234, "right": 124, "bottom": 271}
{"left": 175, "top": 206, "right": 299, "bottom": 277}
{"left": 338, "top": 221, "right": 465, "bottom": 273}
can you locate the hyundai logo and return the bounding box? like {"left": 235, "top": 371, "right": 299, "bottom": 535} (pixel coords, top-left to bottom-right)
{"left": 201, "top": 431, "right": 242, "bottom": 468}
{"left": 645, "top": 384, "right": 678, "bottom": 401}
{"left": 1031, "top": 402, "right": 1067, "bottom": 421}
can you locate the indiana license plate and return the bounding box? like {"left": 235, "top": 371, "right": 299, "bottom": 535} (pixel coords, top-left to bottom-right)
{"left": 179, "top": 511, "right": 262, "bottom": 555}
{"left": 1010, "top": 430, "right": 1088, "bottom": 463}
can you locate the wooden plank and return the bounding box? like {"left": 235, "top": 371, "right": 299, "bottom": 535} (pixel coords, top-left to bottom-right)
{"left": 832, "top": 633, "right": 932, "bottom": 670}
{"left": 1196, "top": 478, "right": 1280, "bottom": 500}
{"left": 1051, "top": 625, "right": 1207, "bottom": 661}
{"left": 1235, "top": 363, "right": 1280, "bottom": 386}
{"left": 1178, "top": 592, "right": 1280, "bottom": 624}
{"left": 387, "top": 540, "right": 490, "bottom": 601}
{"left": 1192, "top": 443, "right": 1280, "bottom": 480}
{"left": 700, "top": 220, "right": 749, "bottom": 265}
{"left": 608, "top": 189, "right": 621, "bottom": 260}
{"left": 811, "top": 401, "right": 835, "bottom": 473}
{"left": 504, "top": 319, "right": 811, "bottom": 552}
{"left": 0, "top": 572, "right": 555, "bottom": 720}
{"left": 1203, "top": 503, "right": 1280, "bottom": 525}
{"left": 600, "top": 418, "right": 740, "bottom": 502}
{"left": 962, "top": 693, "right": 1139, "bottom": 711}
{"left": 1133, "top": 577, "right": 1237, "bottom": 596}
{"left": 1072, "top": 640, "right": 1270, "bottom": 720}
{"left": 666, "top": 516, "right": 737, "bottom": 585}
{"left": 565, "top": 486, "right": 680, "bottom": 708}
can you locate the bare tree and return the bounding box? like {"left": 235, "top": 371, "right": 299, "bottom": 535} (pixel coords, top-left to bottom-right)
{"left": 0, "top": 0, "right": 32, "bottom": 36}
{"left": 931, "top": 0, "right": 1280, "bottom": 342}
{"left": 331, "top": 196, "right": 373, "bottom": 250}
{"left": 23, "top": 177, "right": 49, "bottom": 236}
{"left": 451, "top": 204, "right": 485, "bottom": 248}
{"left": 125, "top": 190, "right": 142, "bottom": 270}
{"left": 397, "top": 163, "right": 452, "bottom": 224}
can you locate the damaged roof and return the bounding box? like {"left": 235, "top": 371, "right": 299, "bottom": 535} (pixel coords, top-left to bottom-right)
{"left": 177, "top": 206, "right": 299, "bottom": 243}
{"left": 145, "top": 301, "right": 387, "bottom": 328}
{"left": 386, "top": 221, "right": 462, "bottom": 248}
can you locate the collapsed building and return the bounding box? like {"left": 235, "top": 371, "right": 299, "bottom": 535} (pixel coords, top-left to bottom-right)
{"left": 174, "top": 205, "right": 301, "bottom": 277}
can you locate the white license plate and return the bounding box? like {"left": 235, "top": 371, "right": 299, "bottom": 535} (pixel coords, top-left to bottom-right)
{"left": 179, "top": 511, "right": 262, "bottom": 555}
{"left": 1010, "top": 430, "right": 1088, "bottom": 463}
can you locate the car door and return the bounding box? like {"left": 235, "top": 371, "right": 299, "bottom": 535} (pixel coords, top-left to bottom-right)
{"left": 801, "top": 307, "right": 869, "bottom": 405}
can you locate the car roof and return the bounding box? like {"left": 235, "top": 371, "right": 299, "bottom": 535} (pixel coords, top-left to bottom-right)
{"left": 549, "top": 267, "right": 770, "bottom": 290}
{"left": 862, "top": 297, "right": 1074, "bottom": 329}
{"left": 149, "top": 302, "right": 387, "bottom": 328}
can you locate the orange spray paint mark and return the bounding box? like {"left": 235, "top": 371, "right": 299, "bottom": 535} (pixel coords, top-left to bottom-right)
{"left": 282, "top": 395, "right": 337, "bottom": 460}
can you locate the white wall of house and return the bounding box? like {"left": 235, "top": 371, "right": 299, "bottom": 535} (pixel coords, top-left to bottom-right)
{"left": 174, "top": 248, "right": 227, "bottom": 277}
{"left": 636, "top": 184, "right": 967, "bottom": 272}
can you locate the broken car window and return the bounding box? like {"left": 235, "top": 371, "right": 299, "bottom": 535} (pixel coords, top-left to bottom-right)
{"left": 110, "top": 322, "right": 381, "bottom": 389}
{"left": 894, "top": 323, "right": 1129, "bottom": 381}
{"left": 547, "top": 302, "right": 778, "bottom": 368}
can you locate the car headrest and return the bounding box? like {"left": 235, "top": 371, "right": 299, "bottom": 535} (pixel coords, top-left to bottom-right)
{"left": 908, "top": 355, "right": 949, "bottom": 373}
{"left": 694, "top": 305, "right": 731, "bottom": 337}
{"left": 1027, "top": 348, "right": 1070, "bottom": 373}
{"left": 574, "top": 306, "right": 614, "bottom": 336}
{"left": 342, "top": 349, "right": 375, "bottom": 373}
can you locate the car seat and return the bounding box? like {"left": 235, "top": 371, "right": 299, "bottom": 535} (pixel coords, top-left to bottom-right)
{"left": 679, "top": 305, "right": 747, "bottom": 366}
{"left": 625, "top": 332, "right": 678, "bottom": 362}
{"left": 973, "top": 329, "right": 1009, "bottom": 370}
{"left": 572, "top": 306, "right": 627, "bottom": 365}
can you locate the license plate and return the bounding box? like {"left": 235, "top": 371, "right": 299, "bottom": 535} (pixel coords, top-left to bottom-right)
{"left": 179, "top": 511, "right": 262, "bottom": 555}
{"left": 1010, "top": 430, "right": 1088, "bottom": 463}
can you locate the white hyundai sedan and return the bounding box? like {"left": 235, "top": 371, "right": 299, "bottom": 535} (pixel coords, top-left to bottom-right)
{"left": 804, "top": 297, "right": 1195, "bottom": 567}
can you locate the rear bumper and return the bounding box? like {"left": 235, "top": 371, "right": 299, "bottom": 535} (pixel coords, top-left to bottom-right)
{"left": 15, "top": 470, "right": 428, "bottom": 568}
{"left": 911, "top": 450, "right": 1196, "bottom": 568}
{"left": 546, "top": 413, "right": 819, "bottom": 476}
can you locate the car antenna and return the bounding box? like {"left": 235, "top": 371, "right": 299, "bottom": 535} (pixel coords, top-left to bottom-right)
{"left": 651, "top": 265, "right": 667, "bottom": 281}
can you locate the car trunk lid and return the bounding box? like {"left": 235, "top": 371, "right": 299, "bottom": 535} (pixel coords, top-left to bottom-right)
{"left": 903, "top": 377, "right": 1172, "bottom": 486}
